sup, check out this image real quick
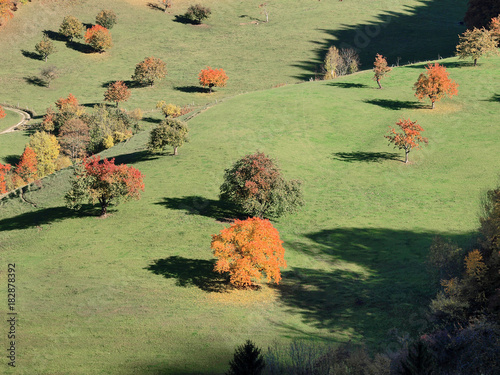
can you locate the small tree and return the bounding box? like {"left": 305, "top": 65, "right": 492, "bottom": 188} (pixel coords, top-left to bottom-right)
{"left": 226, "top": 340, "right": 266, "bottom": 375}
{"left": 59, "top": 15, "right": 84, "bottom": 41}
{"left": 35, "top": 35, "right": 56, "bottom": 62}
{"left": 373, "top": 53, "right": 391, "bottom": 89}
{"left": 0, "top": 105, "right": 5, "bottom": 120}
{"left": 147, "top": 118, "right": 189, "bottom": 156}
{"left": 84, "top": 24, "right": 113, "bottom": 53}
{"left": 198, "top": 67, "right": 228, "bottom": 93}
{"left": 258, "top": 3, "right": 269, "bottom": 23}
{"left": 211, "top": 217, "right": 287, "bottom": 288}
{"left": 104, "top": 81, "right": 131, "bottom": 107}
{"left": 185, "top": 4, "right": 211, "bottom": 24}
{"left": 323, "top": 46, "right": 342, "bottom": 80}
{"left": 0, "top": 163, "right": 11, "bottom": 194}
{"left": 132, "top": 56, "right": 167, "bottom": 86}
{"left": 59, "top": 118, "right": 90, "bottom": 159}
{"left": 156, "top": 101, "right": 181, "bottom": 118}
{"left": 39, "top": 65, "right": 59, "bottom": 87}
{"left": 65, "top": 156, "right": 145, "bottom": 216}
{"left": 15, "top": 147, "right": 38, "bottom": 183}
{"left": 456, "top": 27, "right": 498, "bottom": 66}
{"left": 220, "top": 152, "right": 304, "bottom": 218}
{"left": 413, "top": 63, "right": 458, "bottom": 109}
{"left": 95, "top": 9, "right": 117, "bottom": 29}
{"left": 55, "top": 93, "right": 79, "bottom": 112}
{"left": 385, "top": 118, "right": 428, "bottom": 164}
{"left": 28, "top": 131, "right": 60, "bottom": 177}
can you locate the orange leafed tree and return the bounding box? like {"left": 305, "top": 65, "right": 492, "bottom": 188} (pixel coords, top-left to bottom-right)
{"left": 55, "top": 94, "right": 79, "bottom": 112}
{"left": 211, "top": 217, "right": 287, "bottom": 288}
{"left": 0, "top": 105, "right": 6, "bottom": 120}
{"left": 490, "top": 14, "right": 500, "bottom": 44}
{"left": 104, "top": 81, "right": 131, "bottom": 107}
{"left": 15, "top": 147, "right": 38, "bottom": 184}
{"left": 0, "top": 163, "right": 11, "bottom": 194}
{"left": 0, "top": 0, "right": 14, "bottom": 26}
{"left": 84, "top": 24, "right": 112, "bottom": 52}
{"left": 198, "top": 67, "right": 228, "bottom": 93}
{"left": 413, "top": 63, "right": 458, "bottom": 109}
{"left": 373, "top": 53, "right": 391, "bottom": 89}
{"left": 385, "top": 118, "right": 428, "bottom": 164}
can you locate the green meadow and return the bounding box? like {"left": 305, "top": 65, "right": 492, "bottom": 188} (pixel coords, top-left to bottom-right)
{"left": 2, "top": 0, "right": 500, "bottom": 374}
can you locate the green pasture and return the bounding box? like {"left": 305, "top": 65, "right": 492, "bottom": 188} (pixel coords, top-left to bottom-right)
{"left": 0, "top": 108, "right": 22, "bottom": 133}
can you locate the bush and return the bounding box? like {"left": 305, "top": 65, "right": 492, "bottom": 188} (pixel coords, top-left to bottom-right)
{"left": 95, "top": 9, "right": 117, "bottom": 29}
{"left": 39, "top": 65, "right": 58, "bottom": 87}
{"left": 156, "top": 101, "right": 181, "bottom": 118}
{"left": 323, "top": 47, "right": 360, "bottom": 79}
{"left": 35, "top": 35, "right": 56, "bottom": 62}
{"left": 185, "top": 4, "right": 211, "bottom": 24}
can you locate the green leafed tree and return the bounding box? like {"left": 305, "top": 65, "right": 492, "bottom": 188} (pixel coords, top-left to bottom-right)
{"left": 95, "top": 9, "right": 117, "bottom": 29}
{"left": 59, "top": 15, "right": 84, "bottom": 41}
{"left": 147, "top": 118, "right": 189, "bottom": 156}
{"left": 35, "top": 35, "right": 56, "bottom": 62}
{"left": 456, "top": 27, "right": 498, "bottom": 66}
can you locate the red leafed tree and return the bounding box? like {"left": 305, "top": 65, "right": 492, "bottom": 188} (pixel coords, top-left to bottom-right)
{"left": 0, "top": 163, "right": 11, "bottom": 194}
{"left": 55, "top": 94, "right": 79, "bottom": 112}
{"left": 373, "top": 53, "right": 391, "bottom": 89}
{"left": 84, "top": 24, "right": 113, "bottom": 52}
{"left": 0, "top": 105, "right": 6, "bottom": 120}
{"left": 198, "top": 67, "right": 228, "bottom": 93}
{"left": 385, "top": 118, "right": 428, "bottom": 164}
{"left": 413, "top": 63, "right": 458, "bottom": 109}
{"left": 211, "top": 217, "right": 287, "bottom": 288}
{"left": 490, "top": 15, "right": 500, "bottom": 44}
{"left": 104, "top": 81, "right": 131, "bottom": 107}
{"left": 15, "top": 147, "right": 38, "bottom": 183}
{"left": 65, "top": 156, "right": 145, "bottom": 216}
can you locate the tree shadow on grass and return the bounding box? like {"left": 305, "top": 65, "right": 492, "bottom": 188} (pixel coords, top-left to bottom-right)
{"left": 327, "top": 82, "right": 369, "bottom": 89}
{"left": 155, "top": 196, "right": 242, "bottom": 222}
{"left": 405, "top": 61, "right": 476, "bottom": 69}
{"left": 173, "top": 14, "right": 195, "bottom": 24}
{"left": 101, "top": 79, "right": 142, "bottom": 89}
{"left": 142, "top": 116, "right": 162, "bottom": 124}
{"left": 174, "top": 85, "right": 209, "bottom": 93}
{"left": 24, "top": 76, "right": 46, "bottom": 87}
{"left": 66, "top": 41, "right": 95, "bottom": 54}
{"left": 147, "top": 2, "right": 166, "bottom": 12}
{"left": 21, "top": 50, "right": 42, "bottom": 61}
{"left": 487, "top": 94, "right": 500, "bottom": 102}
{"left": 3, "top": 155, "right": 21, "bottom": 165}
{"left": 364, "top": 99, "right": 424, "bottom": 110}
{"left": 145, "top": 256, "right": 230, "bottom": 292}
{"left": 111, "top": 150, "right": 160, "bottom": 165}
{"left": 42, "top": 29, "right": 66, "bottom": 42}
{"left": 331, "top": 151, "right": 400, "bottom": 163}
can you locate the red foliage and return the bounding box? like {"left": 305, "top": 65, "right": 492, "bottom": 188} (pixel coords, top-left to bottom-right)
{"left": 490, "top": 14, "right": 500, "bottom": 42}
{"left": 55, "top": 94, "right": 79, "bottom": 112}
{"left": 0, "top": 163, "right": 11, "bottom": 194}
{"left": 413, "top": 63, "right": 458, "bottom": 109}
{"left": 104, "top": 81, "right": 131, "bottom": 106}
{"left": 0, "top": 105, "right": 5, "bottom": 120}
{"left": 84, "top": 24, "right": 108, "bottom": 41}
{"left": 211, "top": 217, "right": 287, "bottom": 288}
{"left": 15, "top": 146, "right": 38, "bottom": 183}
{"left": 385, "top": 118, "right": 428, "bottom": 163}
{"left": 84, "top": 24, "right": 112, "bottom": 52}
{"left": 198, "top": 67, "right": 228, "bottom": 93}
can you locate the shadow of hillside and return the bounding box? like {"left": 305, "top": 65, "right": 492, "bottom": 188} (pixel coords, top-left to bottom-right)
{"left": 293, "top": 0, "right": 467, "bottom": 80}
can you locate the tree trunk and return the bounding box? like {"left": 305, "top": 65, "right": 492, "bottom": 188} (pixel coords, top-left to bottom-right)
{"left": 116, "top": 101, "right": 119, "bottom": 107}
{"left": 99, "top": 198, "right": 109, "bottom": 216}
{"left": 377, "top": 79, "right": 382, "bottom": 89}
{"left": 474, "top": 58, "right": 477, "bottom": 66}
{"left": 405, "top": 149, "right": 409, "bottom": 164}
{"left": 45, "top": 56, "right": 47, "bottom": 62}
{"left": 173, "top": 146, "right": 178, "bottom": 156}
{"left": 431, "top": 101, "right": 435, "bottom": 109}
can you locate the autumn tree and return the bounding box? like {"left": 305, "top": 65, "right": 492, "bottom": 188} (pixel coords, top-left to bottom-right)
{"left": 104, "top": 81, "right": 131, "bottom": 107}
{"left": 147, "top": 118, "right": 189, "bottom": 156}
{"left": 490, "top": 15, "right": 500, "bottom": 44}
{"left": 323, "top": 46, "right": 341, "bottom": 80}
{"left": 59, "top": 15, "right": 84, "bottom": 41}
{"left": 84, "top": 24, "right": 113, "bottom": 53}
{"left": 39, "top": 65, "right": 59, "bottom": 88}
{"left": 28, "top": 131, "right": 60, "bottom": 177}
{"left": 59, "top": 118, "right": 90, "bottom": 159}
{"left": 211, "top": 217, "right": 287, "bottom": 288}
{"left": 95, "top": 9, "right": 117, "bottom": 29}
{"left": 65, "top": 156, "right": 145, "bottom": 216}
{"left": 413, "top": 63, "right": 458, "bottom": 109}
{"left": 220, "top": 152, "right": 304, "bottom": 218}
{"left": 156, "top": 0, "right": 171, "bottom": 12}
{"left": 156, "top": 101, "right": 181, "bottom": 118}
{"left": 385, "top": 118, "right": 428, "bottom": 164}
{"left": 323, "top": 46, "right": 360, "bottom": 79}
{"left": 15, "top": 147, "right": 38, "bottom": 183}
{"left": 35, "top": 35, "right": 56, "bottom": 62}
{"left": 0, "top": 0, "right": 13, "bottom": 26}
{"left": 185, "top": 4, "right": 211, "bottom": 24}
{"left": 0, "top": 105, "right": 5, "bottom": 120}
{"left": 132, "top": 56, "right": 167, "bottom": 86}
{"left": 198, "top": 67, "right": 228, "bottom": 93}
{"left": 56, "top": 93, "right": 79, "bottom": 112}
{"left": 0, "top": 163, "right": 11, "bottom": 194}
{"left": 456, "top": 27, "right": 498, "bottom": 66}
{"left": 258, "top": 3, "right": 269, "bottom": 23}
{"left": 373, "top": 53, "right": 391, "bottom": 89}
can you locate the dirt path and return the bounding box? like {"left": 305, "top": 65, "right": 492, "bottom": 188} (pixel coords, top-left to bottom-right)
{"left": 0, "top": 107, "right": 31, "bottom": 134}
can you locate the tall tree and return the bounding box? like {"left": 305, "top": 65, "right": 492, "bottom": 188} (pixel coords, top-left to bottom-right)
{"left": 456, "top": 27, "right": 498, "bottom": 66}
{"left": 211, "top": 217, "right": 287, "bottom": 288}
{"left": 385, "top": 118, "right": 428, "bottom": 164}
{"left": 15, "top": 147, "right": 38, "bottom": 183}
{"left": 35, "top": 35, "right": 56, "bottom": 62}
{"left": 65, "top": 156, "right": 145, "bottom": 216}
{"left": 413, "top": 63, "right": 458, "bottom": 109}
{"left": 198, "top": 67, "right": 228, "bottom": 93}
{"left": 28, "top": 131, "right": 60, "bottom": 177}
{"left": 59, "top": 118, "right": 90, "bottom": 159}
{"left": 104, "top": 81, "right": 131, "bottom": 107}
{"left": 84, "top": 24, "right": 113, "bottom": 53}
{"left": 373, "top": 53, "right": 392, "bottom": 89}
{"left": 132, "top": 56, "right": 167, "bottom": 86}
{"left": 323, "top": 46, "right": 341, "bottom": 80}
{"left": 147, "top": 118, "right": 189, "bottom": 156}
{"left": 59, "top": 15, "right": 84, "bottom": 41}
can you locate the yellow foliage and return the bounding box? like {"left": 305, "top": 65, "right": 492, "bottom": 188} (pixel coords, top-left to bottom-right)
{"left": 102, "top": 135, "right": 114, "bottom": 149}
{"left": 465, "top": 249, "right": 488, "bottom": 280}
{"left": 28, "top": 131, "right": 60, "bottom": 177}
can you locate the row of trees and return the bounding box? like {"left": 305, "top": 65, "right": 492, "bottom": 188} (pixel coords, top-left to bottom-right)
{"left": 456, "top": 14, "right": 500, "bottom": 66}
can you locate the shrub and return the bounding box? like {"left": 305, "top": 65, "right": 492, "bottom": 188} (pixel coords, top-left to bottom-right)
{"left": 0, "top": 105, "right": 5, "bottom": 120}
{"left": 323, "top": 47, "right": 360, "bottom": 79}
{"left": 39, "top": 65, "right": 58, "bottom": 87}
{"left": 219, "top": 152, "right": 304, "bottom": 218}
{"left": 95, "top": 9, "right": 117, "bottom": 29}
{"left": 132, "top": 56, "right": 167, "bottom": 86}
{"left": 185, "top": 4, "right": 211, "bottom": 24}
{"left": 59, "top": 15, "right": 84, "bottom": 41}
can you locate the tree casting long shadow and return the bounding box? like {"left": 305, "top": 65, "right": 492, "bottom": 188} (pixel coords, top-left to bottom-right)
{"left": 155, "top": 196, "right": 242, "bottom": 222}
{"left": 145, "top": 256, "right": 230, "bottom": 292}
{"left": 331, "top": 151, "right": 400, "bottom": 163}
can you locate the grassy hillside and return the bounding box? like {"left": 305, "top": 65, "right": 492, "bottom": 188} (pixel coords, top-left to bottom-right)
{"left": 1, "top": 53, "right": 499, "bottom": 373}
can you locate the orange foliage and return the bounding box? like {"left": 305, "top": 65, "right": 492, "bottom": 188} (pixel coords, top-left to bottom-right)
{"left": 84, "top": 24, "right": 112, "bottom": 52}
{"left": 211, "top": 217, "right": 287, "bottom": 288}
{"left": 385, "top": 118, "right": 428, "bottom": 163}
{"left": 490, "top": 14, "right": 500, "bottom": 42}
{"left": 413, "top": 63, "right": 458, "bottom": 109}
{"left": 198, "top": 67, "right": 228, "bottom": 93}
{"left": 55, "top": 94, "right": 79, "bottom": 112}
{"left": 0, "top": 163, "right": 11, "bottom": 194}
{"left": 373, "top": 53, "right": 391, "bottom": 89}
{"left": 0, "top": 105, "right": 5, "bottom": 120}
{"left": 465, "top": 249, "right": 488, "bottom": 280}
{"left": 104, "top": 81, "right": 131, "bottom": 106}
{"left": 16, "top": 146, "right": 38, "bottom": 183}
{"left": 0, "top": 0, "right": 14, "bottom": 26}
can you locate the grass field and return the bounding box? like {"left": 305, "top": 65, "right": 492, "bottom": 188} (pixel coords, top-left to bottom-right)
{"left": 3, "top": 0, "right": 499, "bottom": 373}
{"left": 0, "top": 108, "right": 22, "bottom": 133}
